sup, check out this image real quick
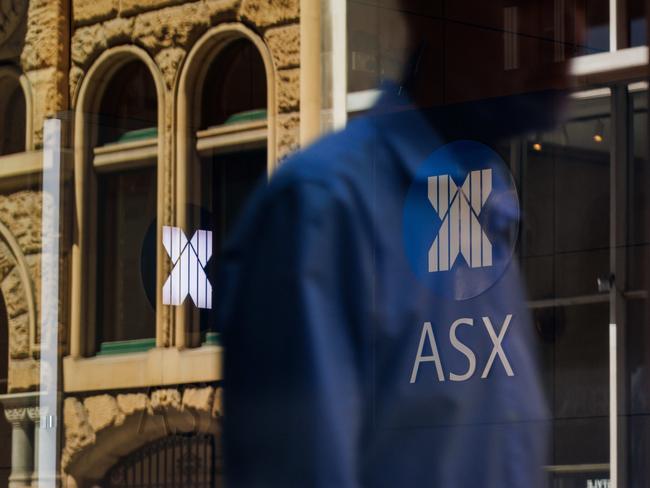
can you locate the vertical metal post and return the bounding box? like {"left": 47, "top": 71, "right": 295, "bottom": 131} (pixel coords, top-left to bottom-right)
{"left": 609, "top": 84, "right": 630, "bottom": 488}
{"left": 39, "top": 118, "right": 62, "bottom": 488}
{"left": 608, "top": 319, "right": 618, "bottom": 488}
{"left": 610, "top": 0, "right": 629, "bottom": 51}
{"left": 610, "top": 0, "right": 618, "bottom": 51}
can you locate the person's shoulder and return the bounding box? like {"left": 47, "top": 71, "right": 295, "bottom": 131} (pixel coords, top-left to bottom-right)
{"left": 224, "top": 119, "right": 382, "bottom": 252}
{"left": 267, "top": 117, "right": 383, "bottom": 200}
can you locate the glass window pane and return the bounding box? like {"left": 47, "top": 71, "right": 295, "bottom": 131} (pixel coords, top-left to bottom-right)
{"left": 582, "top": 0, "right": 610, "bottom": 54}
{"left": 521, "top": 90, "right": 612, "bottom": 483}
{"left": 201, "top": 39, "right": 267, "bottom": 129}
{"left": 628, "top": 0, "right": 647, "bottom": 47}
{"left": 96, "top": 167, "right": 157, "bottom": 346}
{"left": 97, "top": 61, "right": 157, "bottom": 146}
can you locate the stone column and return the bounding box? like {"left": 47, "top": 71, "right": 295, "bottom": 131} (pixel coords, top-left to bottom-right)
{"left": 27, "top": 406, "right": 40, "bottom": 486}
{"left": 4, "top": 407, "right": 33, "bottom": 488}
{"left": 300, "top": 0, "right": 322, "bottom": 146}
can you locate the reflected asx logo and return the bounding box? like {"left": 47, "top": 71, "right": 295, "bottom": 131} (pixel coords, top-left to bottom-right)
{"left": 162, "top": 226, "right": 213, "bottom": 309}
{"left": 403, "top": 141, "right": 520, "bottom": 300}
{"left": 428, "top": 169, "right": 493, "bottom": 272}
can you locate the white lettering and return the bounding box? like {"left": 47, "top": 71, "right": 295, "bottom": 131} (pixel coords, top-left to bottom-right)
{"left": 449, "top": 318, "right": 477, "bottom": 382}
{"left": 587, "top": 480, "right": 610, "bottom": 488}
{"left": 481, "top": 314, "right": 514, "bottom": 378}
{"left": 410, "top": 322, "right": 445, "bottom": 383}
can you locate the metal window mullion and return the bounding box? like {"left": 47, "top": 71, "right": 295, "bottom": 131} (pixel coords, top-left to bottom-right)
{"left": 610, "top": 0, "right": 618, "bottom": 51}
{"left": 610, "top": 0, "right": 630, "bottom": 51}
{"left": 609, "top": 84, "right": 630, "bottom": 488}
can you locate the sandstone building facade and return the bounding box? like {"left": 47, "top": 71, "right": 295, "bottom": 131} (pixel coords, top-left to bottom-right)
{"left": 0, "top": 0, "right": 304, "bottom": 486}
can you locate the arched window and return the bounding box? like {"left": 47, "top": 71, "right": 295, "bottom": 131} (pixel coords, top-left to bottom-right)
{"left": 182, "top": 36, "right": 269, "bottom": 346}
{"left": 93, "top": 60, "right": 158, "bottom": 354}
{"left": 0, "top": 76, "right": 26, "bottom": 156}
{"left": 200, "top": 39, "right": 267, "bottom": 129}
{"left": 96, "top": 61, "right": 157, "bottom": 146}
{"left": 199, "top": 38, "right": 267, "bottom": 247}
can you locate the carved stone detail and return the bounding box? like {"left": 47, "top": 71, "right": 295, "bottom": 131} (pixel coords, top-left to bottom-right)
{"left": 4, "top": 406, "right": 27, "bottom": 425}
{"left": 26, "top": 405, "right": 40, "bottom": 422}
{"left": 155, "top": 47, "right": 185, "bottom": 89}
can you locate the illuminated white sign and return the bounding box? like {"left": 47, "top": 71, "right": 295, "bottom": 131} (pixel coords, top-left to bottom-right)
{"left": 428, "top": 169, "right": 493, "bottom": 272}
{"left": 587, "top": 480, "right": 610, "bottom": 488}
{"left": 162, "top": 226, "right": 212, "bottom": 309}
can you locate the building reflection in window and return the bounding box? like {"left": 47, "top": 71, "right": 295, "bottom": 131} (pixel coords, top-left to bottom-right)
{"left": 521, "top": 89, "right": 612, "bottom": 483}
{"left": 94, "top": 61, "right": 157, "bottom": 351}
{"left": 188, "top": 38, "right": 268, "bottom": 345}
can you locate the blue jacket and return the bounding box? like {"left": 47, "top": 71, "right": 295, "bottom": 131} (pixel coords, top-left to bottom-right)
{"left": 218, "top": 86, "right": 550, "bottom": 487}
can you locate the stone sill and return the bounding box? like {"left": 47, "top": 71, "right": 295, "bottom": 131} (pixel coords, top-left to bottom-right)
{"left": 93, "top": 137, "right": 157, "bottom": 172}
{"left": 0, "top": 150, "right": 72, "bottom": 192}
{"left": 63, "top": 345, "right": 223, "bottom": 393}
{"left": 196, "top": 120, "right": 267, "bottom": 156}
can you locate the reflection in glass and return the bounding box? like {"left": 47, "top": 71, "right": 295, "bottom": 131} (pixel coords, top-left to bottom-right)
{"left": 628, "top": 0, "right": 647, "bottom": 47}
{"left": 93, "top": 61, "right": 158, "bottom": 352}
{"left": 96, "top": 168, "right": 157, "bottom": 347}
{"left": 192, "top": 38, "right": 268, "bottom": 344}
{"left": 521, "top": 90, "right": 612, "bottom": 484}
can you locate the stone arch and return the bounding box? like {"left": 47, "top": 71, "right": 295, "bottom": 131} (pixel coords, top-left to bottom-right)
{"left": 70, "top": 45, "right": 167, "bottom": 358}
{"left": 62, "top": 386, "right": 222, "bottom": 487}
{"left": 72, "top": 45, "right": 166, "bottom": 124}
{"left": 0, "top": 66, "right": 34, "bottom": 152}
{"left": 177, "top": 22, "right": 277, "bottom": 174}
{"left": 0, "top": 218, "right": 38, "bottom": 363}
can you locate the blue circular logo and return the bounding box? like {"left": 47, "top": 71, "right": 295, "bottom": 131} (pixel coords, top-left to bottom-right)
{"left": 403, "top": 140, "right": 519, "bottom": 300}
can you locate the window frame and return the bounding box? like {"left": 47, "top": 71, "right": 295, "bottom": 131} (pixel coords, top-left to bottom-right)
{"left": 70, "top": 46, "right": 166, "bottom": 360}
{"left": 175, "top": 24, "right": 276, "bottom": 349}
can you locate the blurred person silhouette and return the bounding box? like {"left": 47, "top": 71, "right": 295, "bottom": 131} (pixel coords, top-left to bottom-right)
{"left": 217, "top": 1, "right": 580, "bottom": 486}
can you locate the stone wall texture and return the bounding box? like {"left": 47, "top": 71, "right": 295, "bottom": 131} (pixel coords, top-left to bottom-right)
{"left": 0, "top": 191, "right": 43, "bottom": 391}
{"left": 21, "top": 0, "right": 69, "bottom": 146}
{"left": 265, "top": 24, "right": 300, "bottom": 69}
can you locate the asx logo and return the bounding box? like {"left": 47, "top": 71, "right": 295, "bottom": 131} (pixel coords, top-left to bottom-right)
{"left": 428, "top": 169, "right": 493, "bottom": 272}
{"left": 403, "top": 141, "right": 520, "bottom": 300}
{"left": 162, "top": 226, "right": 212, "bottom": 309}
{"left": 410, "top": 314, "right": 514, "bottom": 383}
